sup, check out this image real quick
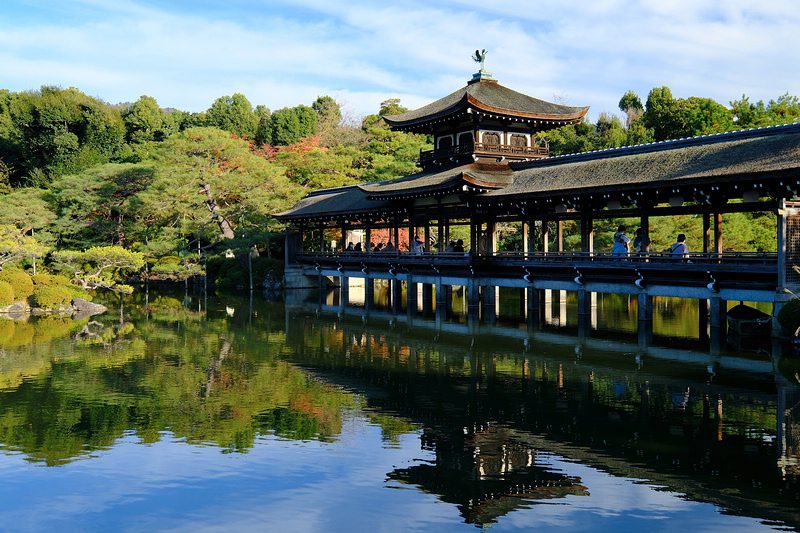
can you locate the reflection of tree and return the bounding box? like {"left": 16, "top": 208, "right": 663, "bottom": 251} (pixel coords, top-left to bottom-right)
{"left": 0, "top": 295, "right": 358, "bottom": 465}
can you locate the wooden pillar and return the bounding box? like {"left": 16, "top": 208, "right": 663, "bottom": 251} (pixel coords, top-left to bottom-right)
{"left": 777, "top": 198, "right": 787, "bottom": 289}
{"left": 488, "top": 219, "right": 497, "bottom": 255}
{"left": 580, "top": 214, "right": 593, "bottom": 254}
{"left": 557, "top": 220, "right": 564, "bottom": 252}
{"left": 365, "top": 224, "right": 372, "bottom": 254}
{"left": 341, "top": 225, "right": 347, "bottom": 252}
{"left": 425, "top": 225, "right": 431, "bottom": 255}
{"left": 714, "top": 211, "right": 723, "bottom": 254}
{"left": 542, "top": 220, "right": 550, "bottom": 254}
{"left": 522, "top": 221, "right": 529, "bottom": 255}
{"left": 703, "top": 213, "right": 711, "bottom": 254}
{"left": 640, "top": 209, "right": 651, "bottom": 253}
{"left": 318, "top": 222, "right": 324, "bottom": 252}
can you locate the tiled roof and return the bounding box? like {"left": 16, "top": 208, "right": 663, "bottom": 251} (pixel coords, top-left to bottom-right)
{"left": 488, "top": 123, "right": 800, "bottom": 199}
{"left": 383, "top": 80, "right": 589, "bottom": 128}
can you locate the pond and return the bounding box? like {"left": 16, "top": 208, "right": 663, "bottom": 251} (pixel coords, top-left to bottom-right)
{"left": 0, "top": 288, "right": 799, "bottom": 532}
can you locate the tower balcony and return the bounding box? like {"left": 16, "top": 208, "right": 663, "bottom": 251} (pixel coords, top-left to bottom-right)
{"left": 419, "top": 142, "right": 549, "bottom": 166}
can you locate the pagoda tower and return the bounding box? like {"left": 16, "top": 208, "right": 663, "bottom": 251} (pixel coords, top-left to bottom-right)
{"left": 383, "top": 54, "right": 589, "bottom": 169}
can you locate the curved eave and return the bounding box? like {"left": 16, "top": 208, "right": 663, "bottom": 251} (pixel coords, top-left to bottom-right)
{"left": 465, "top": 94, "right": 589, "bottom": 123}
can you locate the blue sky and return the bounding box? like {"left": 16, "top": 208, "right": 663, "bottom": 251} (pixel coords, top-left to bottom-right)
{"left": 1, "top": 0, "right": 798, "bottom": 123}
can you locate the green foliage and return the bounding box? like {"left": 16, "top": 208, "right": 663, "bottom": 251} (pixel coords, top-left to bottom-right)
{"left": 32, "top": 273, "right": 72, "bottom": 286}
{"left": 0, "top": 268, "right": 33, "bottom": 299}
{"left": 52, "top": 245, "right": 145, "bottom": 293}
{"left": 0, "top": 225, "right": 48, "bottom": 270}
{"left": 778, "top": 299, "right": 800, "bottom": 334}
{"left": 0, "top": 86, "right": 126, "bottom": 184}
{"left": 206, "top": 93, "right": 259, "bottom": 139}
{"left": 378, "top": 98, "right": 408, "bottom": 116}
{"left": 32, "top": 284, "right": 73, "bottom": 309}
{"left": 0, "top": 279, "right": 13, "bottom": 306}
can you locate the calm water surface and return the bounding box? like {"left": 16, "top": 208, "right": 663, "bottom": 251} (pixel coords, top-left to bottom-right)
{"left": 0, "top": 288, "right": 798, "bottom": 532}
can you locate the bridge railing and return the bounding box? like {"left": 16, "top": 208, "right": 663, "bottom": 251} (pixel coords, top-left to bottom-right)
{"left": 296, "top": 250, "right": 777, "bottom": 268}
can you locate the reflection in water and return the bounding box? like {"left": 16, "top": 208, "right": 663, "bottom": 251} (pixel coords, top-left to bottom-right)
{"left": 0, "top": 288, "right": 799, "bottom": 531}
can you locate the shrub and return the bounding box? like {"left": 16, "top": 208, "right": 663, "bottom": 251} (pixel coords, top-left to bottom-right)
{"left": 0, "top": 269, "right": 33, "bottom": 300}
{"left": 777, "top": 299, "right": 800, "bottom": 334}
{"left": 0, "top": 280, "right": 13, "bottom": 306}
{"left": 32, "top": 285, "right": 73, "bottom": 309}
{"left": 32, "top": 273, "right": 72, "bottom": 287}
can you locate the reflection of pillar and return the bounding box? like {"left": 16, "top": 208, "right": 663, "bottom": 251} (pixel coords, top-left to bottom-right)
{"left": 364, "top": 277, "right": 373, "bottom": 312}
{"left": 422, "top": 283, "right": 433, "bottom": 316}
{"left": 709, "top": 296, "right": 727, "bottom": 354}
{"left": 699, "top": 298, "right": 709, "bottom": 340}
{"left": 482, "top": 285, "right": 497, "bottom": 324}
{"left": 577, "top": 288, "right": 591, "bottom": 340}
{"left": 435, "top": 279, "right": 447, "bottom": 323}
{"left": 637, "top": 293, "right": 653, "bottom": 349}
{"left": 715, "top": 394, "right": 723, "bottom": 441}
{"left": 406, "top": 277, "right": 417, "bottom": 318}
{"left": 393, "top": 279, "right": 403, "bottom": 314}
{"left": 640, "top": 380, "right": 650, "bottom": 421}
{"left": 340, "top": 274, "right": 349, "bottom": 309}
{"left": 526, "top": 287, "right": 541, "bottom": 329}
{"left": 467, "top": 279, "right": 480, "bottom": 331}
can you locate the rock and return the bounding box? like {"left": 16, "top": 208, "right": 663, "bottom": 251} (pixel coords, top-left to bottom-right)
{"left": 0, "top": 302, "right": 30, "bottom": 318}
{"left": 71, "top": 298, "right": 107, "bottom": 318}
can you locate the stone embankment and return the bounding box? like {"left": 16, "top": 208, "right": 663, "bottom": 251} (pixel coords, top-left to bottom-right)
{"left": 0, "top": 298, "right": 108, "bottom": 321}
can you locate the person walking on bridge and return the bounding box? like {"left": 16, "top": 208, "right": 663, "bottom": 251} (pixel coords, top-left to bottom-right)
{"left": 671, "top": 234, "right": 689, "bottom": 261}
{"left": 612, "top": 225, "right": 630, "bottom": 259}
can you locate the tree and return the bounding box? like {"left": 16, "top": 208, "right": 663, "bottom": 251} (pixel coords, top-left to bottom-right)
{"left": 122, "top": 95, "right": 164, "bottom": 144}
{"left": 205, "top": 93, "right": 258, "bottom": 139}
{"left": 135, "top": 127, "right": 302, "bottom": 253}
{"left": 0, "top": 225, "right": 47, "bottom": 271}
{"left": 51, "top": 245, "right": 144, "bottom": 293}
{"left": 378, "top": 98, "right": 408, "bottom": 116}
{"left": 643, "top": 86, "right": 684, "bottom": 141}
{"left": 618, "top": 90, "right": 644, "bottom": 127}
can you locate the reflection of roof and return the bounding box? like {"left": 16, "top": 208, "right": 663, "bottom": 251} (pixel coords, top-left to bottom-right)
{"left": 487, "top": 123, "right": 800, "bottom": 199}
{"left": 383, "top": 79, "right": 589, "bottom": 130}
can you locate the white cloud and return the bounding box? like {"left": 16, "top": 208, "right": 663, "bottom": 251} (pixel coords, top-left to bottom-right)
{"left": 0, "top": 0, "right": 798, "bottom": 121}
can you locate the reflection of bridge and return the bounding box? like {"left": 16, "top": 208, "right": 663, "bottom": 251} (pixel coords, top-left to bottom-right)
{"left": 283, "top": 302, "right": 800, "bottom": 528}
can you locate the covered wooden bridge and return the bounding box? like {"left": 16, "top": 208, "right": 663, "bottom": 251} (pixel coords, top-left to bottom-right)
{"left": 276, "top": 69, "right": 800, "bottom": 342}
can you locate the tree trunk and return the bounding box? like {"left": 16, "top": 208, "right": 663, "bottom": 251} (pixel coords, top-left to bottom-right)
{"left": 201, "top": 183, "right": 236, "bottom": 239}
